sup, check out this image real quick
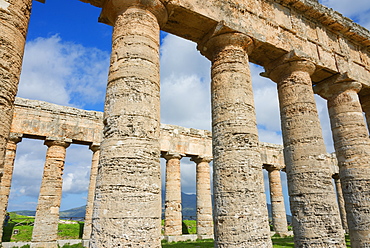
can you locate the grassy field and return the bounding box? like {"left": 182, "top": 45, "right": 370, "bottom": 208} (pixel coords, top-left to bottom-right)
{"left": 161, "top": 236, "right": 294, "bottom": 248}
{"left": 162, "top": 236, "right": 352, "bottom": 248}
{"left": 3, "top": 214, "right": 351, "bottom": 247}
{"left": 3, "top": 213, "right": 84, "bottom": 242}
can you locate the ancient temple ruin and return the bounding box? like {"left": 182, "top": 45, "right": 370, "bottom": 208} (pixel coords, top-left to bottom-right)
{"left": 1, "top": 0, "right": 370, "bottom": 247}
{"left": 3, "top": 98, "right": 299, "bottom": 246}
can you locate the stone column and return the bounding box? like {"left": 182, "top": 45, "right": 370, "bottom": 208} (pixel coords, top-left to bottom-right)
{"left": 82, "top": 144, "right": 100, "bottom": 244}
{"left": 264, "top": 52, "right": 345, "bottom": 247}
{"left": 0, "top": 133, "right": 22, "bottom": 239}
{"left": 333, "top": 174, "right": 349, "bottom": 234}
{"left": 31, "top": 138, "right": 71, "bottom": 248}
{"left": 198, "top": 26, "right": 272, "bottom": 247}
{"left": 163, "top": 152, "right": 183, "bottom": 237}
{"left": 90, "top": 1, "right": 167, "bottom": 247}
{"left": 315, "top": 77, "right": 370, "bottom": 247}
{"left": 263, "top": 164, "right": 288, "bottom": 236}
{"left": 0, "top": 0, "right": 32, "bottom": 182}
{"left": 191, "top": 156, "right": 213, "bottom": 239}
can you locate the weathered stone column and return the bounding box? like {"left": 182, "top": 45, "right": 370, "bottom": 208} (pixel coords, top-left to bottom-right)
{"left": 0, "top": 133, "right": 22, "bottom": 239}
{"left": 0, "top": 0, "right": 32, "bottom": 182}
{"left": 333, "top": 174, "right": 349, "bottom": 234}
{"left": 198, "top": 26, "right": 272, "bottom": 247}
{"left": 31, "top": 138, "right": 71, "bottom": 248}
{"left": 163, "top": 152, "right": 183, "bottom": 237}
{"left": 315, "top": 77, "right": 370, "bottom": 247}
{"left": 90, "top": 1, "right": 167, "bottom": 247}
{"left": 264, "top": 52, "right": 345, "bottom": 247}
{"left": 263, "top": 164, "right": 288, "bottom": 236}
{"left": 191, "top": 156, "right": 213, "bottom": 239}
{"left": 82, "top": 144, "right": 100, "bottom": 244}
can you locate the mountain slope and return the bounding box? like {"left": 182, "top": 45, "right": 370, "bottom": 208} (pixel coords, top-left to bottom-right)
{"left": 14, "top": 192, "right": 291, "bottom": 223}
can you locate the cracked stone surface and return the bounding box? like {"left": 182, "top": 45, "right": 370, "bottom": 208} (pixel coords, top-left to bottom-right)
{"left": 267, "top": 59, "right": 345, "bottom": 247}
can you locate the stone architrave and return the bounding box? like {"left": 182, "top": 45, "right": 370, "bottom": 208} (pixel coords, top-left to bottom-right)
{"left": 90, "top": 1, "right": 167, "bottom": 247}
{"left": 82, "top": 144, "right": 100, "bottom": 244}
{"left": 191, "top": 156, "right": 214, "bottom": 239}
{"left": 0, "top": 0, "right": 32, "bottom": 182}
{"left": 31, "top": 138, "right": 71, "bottom": 248}
{"left": 163, "top": 152, "right": 183, "bottom": 236}
{"left": 198, "top": 25, "right": 272, "bottom": 247}
{"left": 333, "top": 174, "right": 349, "bottom": 234}
{"left": 263, "top": 164, "right": 288, "bottom": 237}
{"left": 315, "top": 77, "right": 370, "bottom": 247}
{"left": 0, "top": 133, "right": 22, "bottom": 240}
{"left": 265, "top": 52, "right": 345, "bottom": 247}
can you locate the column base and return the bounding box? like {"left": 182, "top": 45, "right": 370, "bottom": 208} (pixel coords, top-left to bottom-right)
{"left": 82, "top": 239, "right": 90, "bottom": 247}
{"left": 30, "top": 241, "right": 58, "bottom": 248}
{"left": 163, "top": 234, "right": 198, "bottom": 243}
{"left": 197, "top": 234, "right": 214, "bottom": 240}
{"left": 271, "top": 231, "right": 293, "bottom": 237}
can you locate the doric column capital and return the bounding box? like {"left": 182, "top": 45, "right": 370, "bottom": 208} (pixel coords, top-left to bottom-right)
{"left": 263, "top": 50, "right": 316, "bottom": 83}
{"left": 314, "top": 73, "right": 362, "bottom": 100}
{"left": 191, "top": 156, "right": 213, "bottom": 164}
{"left": 89, "top": 143, "right": 101, "bottom": 153}
{"left": 44, "top": 138, "right": 71, "bottom": 148}
{"left": 8, "top": 133, "right": 22, "bottom": 144}
{"left": 99, "top": 0, "right": 168, "bottom": 27}
{"left": 198, "top": 23, "right": 254, "bottom": 61}
{"left": 162, "top": 151, "right": 183, "bottom": 161}
{"left": 263, "top": 164, "right": 284, "bottom": 172}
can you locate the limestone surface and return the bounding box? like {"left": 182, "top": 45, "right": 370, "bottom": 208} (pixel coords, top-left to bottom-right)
{"left": 315, "top": 79, "right": 370, "bottom": 247}
{"left": 31, "top": 139, "right": 71, "bottom": 248}
{"left": 82, "top": 145, "right": 100, "bottom": 241}
{"left": 0, "top": 0, "right": 32, "bottom": 189}
{"left": 266, "top": 58, "right": 345, "bottom": 247}
{"left": 193, "top": 156, "right": 213, "bottom": 238}
{"left": 89, "top": 1, "right": 167, "bottom": 247}
{"left": 201, "top": 31, "right": 272, "bottom": 247}
{"left": 0, "top": 133, "right": 22, "bottom": 240}
{"left": 264, "top": 164, "right": 288, "bottom": 236}
{"left": 163, "top": 153, "right": 183, "bottom": 236}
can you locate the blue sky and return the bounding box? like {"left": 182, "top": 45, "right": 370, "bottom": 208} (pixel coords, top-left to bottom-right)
{"left": 7, "top": 0, "right": 370, "bottom": 215}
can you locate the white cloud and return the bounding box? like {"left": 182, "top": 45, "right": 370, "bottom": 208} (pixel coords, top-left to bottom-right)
{"left": 160, "top": 34, "right": 211, "bottom": 81}
{"left": 320, "top": 0, "right": 370, "bottom": 30}
{"left": 18, "top": 35, "right": 110, "bottom": 109}
{"left": 8, "top": 140, "right": 93, "bottom": 211}
{"left": 9, "top": 139, "right": 46, "bottom": 200}
{"left": 62, "top": 144, "right": 92, "bottom": 194}
{"left": 160, "top": 34, "right": 211, "bottom": 131}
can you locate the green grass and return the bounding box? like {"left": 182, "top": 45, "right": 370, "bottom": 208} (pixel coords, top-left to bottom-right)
{"left": 2, "top": 213, "right": 35, "bottom": 242}
{"left": 272, "top": 236, "right": 294, "bottom": 248}
{"left": 345, "top": 235, "right": 351, "bottom": 247}
{"left": 2, "top": 213, "right": 84, "bottom": 242}
{"left": 2, "top": 215, "right": 352, "bottom": 248}
{"left": 57, "top": 222, "right": 84, "bottom": 239}
{"left": 182, "top": 220, "right": 196, "bottom": 234}
{"left": 162, "top": 239, "right": 214, "bottom": 247}
{"left": 161, "top": 235, "right": 352, "bottom": 248}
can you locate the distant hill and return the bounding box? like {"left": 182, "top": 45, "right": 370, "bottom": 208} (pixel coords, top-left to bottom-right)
{"left": 59, "top": 205, "right": 86, "bottom": 218}
{"left": 13, "top": 192, "right": 291, "bottom": 223}
{"left": 13, "top": 205, "right": 86, "bottom": 218}
{"left": 13, "top": 210, "right": 36, "bottom": 216}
